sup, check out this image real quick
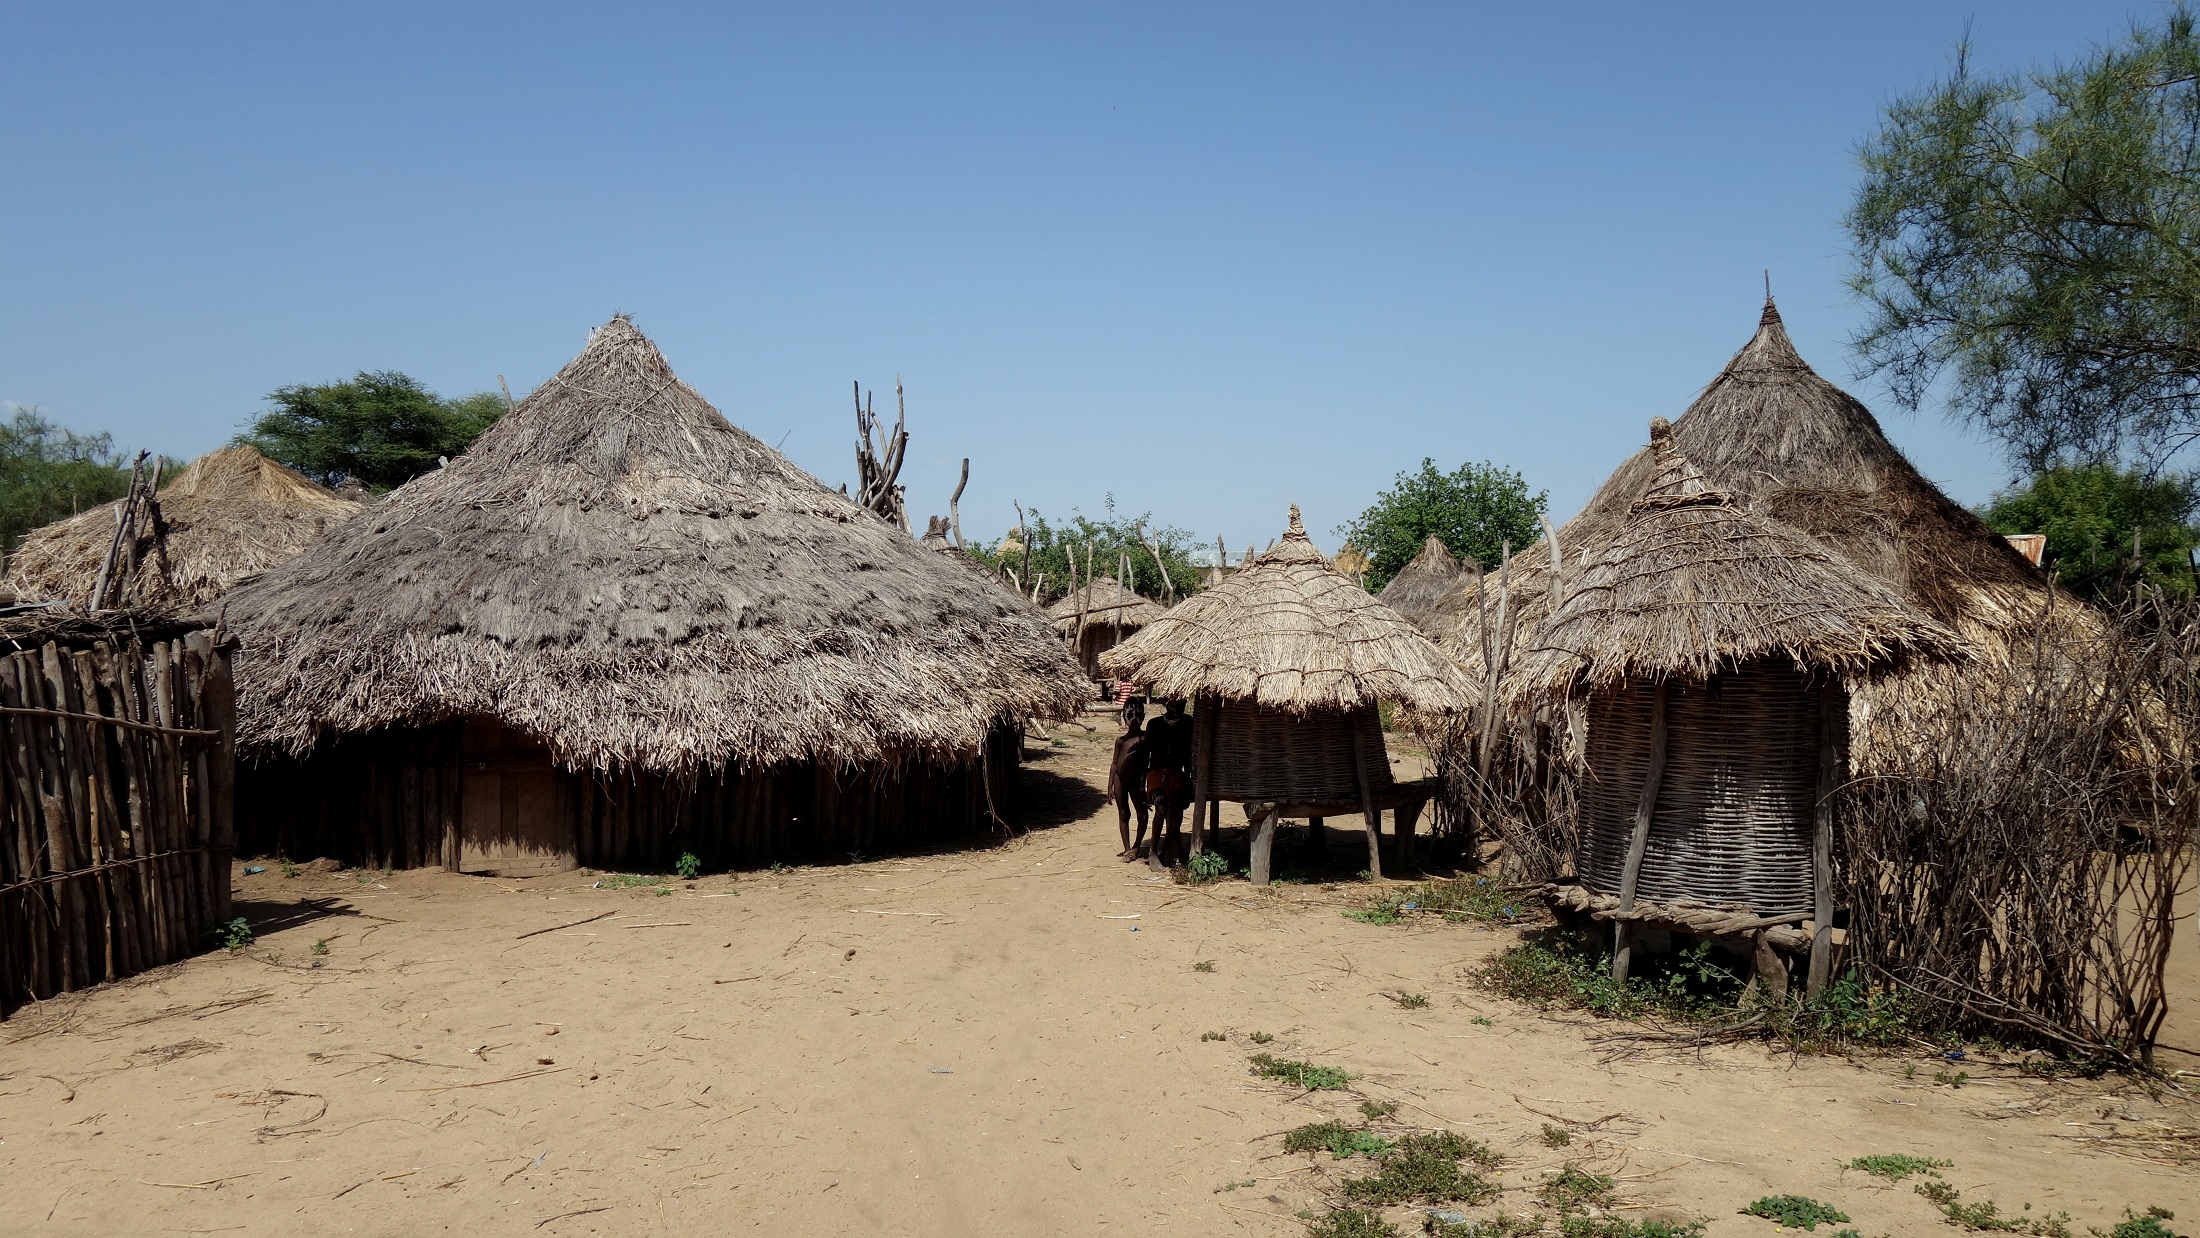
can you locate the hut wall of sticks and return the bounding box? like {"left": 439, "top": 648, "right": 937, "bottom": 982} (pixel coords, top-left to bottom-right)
{"left": 1101, "top": 506, "right": 1475, "bottom": 881}
{"left": 221, "top": 315, "right": 1086, "bottom": 877}
{"left": 0, "top": 608, "right": 236, "bottom": 1017}
{"left": 1506, "top": 418, "right": 1963, "bottom": 996}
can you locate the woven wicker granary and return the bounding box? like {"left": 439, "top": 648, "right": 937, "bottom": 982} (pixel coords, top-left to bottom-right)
{"left": 1208, "top": 701, "right": 1393, "bottom": 802}
{"left": 1576, "top": 666, "right": 1837, "bottom": 916}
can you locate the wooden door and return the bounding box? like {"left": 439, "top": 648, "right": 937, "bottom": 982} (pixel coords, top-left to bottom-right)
{"left": 459, "top": 718, "right": 576, "bottom": 877}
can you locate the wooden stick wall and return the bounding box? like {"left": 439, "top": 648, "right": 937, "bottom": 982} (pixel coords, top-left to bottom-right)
{"left": 0, "top": 631, "right": 236, "bottom": 1016}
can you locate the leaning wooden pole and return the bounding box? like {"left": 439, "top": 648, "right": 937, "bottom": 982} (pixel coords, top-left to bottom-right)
{"left": 1807, "top": 679, "right": 1843, "bottom": 1001}
{"left": 1612, "top": 680, "right": 1669, "bottom": 983}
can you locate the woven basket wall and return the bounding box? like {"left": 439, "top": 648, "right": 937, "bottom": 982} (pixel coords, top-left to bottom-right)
{"left": 1577, "top": 664, "right": 1839, "bottom": 917}
{"left": 1209, "top": 700, "right": 1393, "bottom": 802}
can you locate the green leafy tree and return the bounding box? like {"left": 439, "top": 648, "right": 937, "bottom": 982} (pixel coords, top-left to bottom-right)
{"left": 1979, "top": 463, "right": 2199, "bottom": 599}
{"left": 1848, "top": 9, "right": 2200, "bottom": 471}
{"left": 1337, "top": 459, "right": 1547, "bottom": 591}
{"left": 0, "top": 408, "right": 134, "bottom": 554}
{"left": 240, "top": 372, "right": 505, "bottom": 492}
{"left": 969, "top": 496, "right": 1204, "bottom": 604}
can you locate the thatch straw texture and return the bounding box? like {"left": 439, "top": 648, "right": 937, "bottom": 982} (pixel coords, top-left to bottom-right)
{"left": 223, "top": 315, "right": 1089, "bottom": 774}
{"left": 4, "top": 446, "right": 362, "bottom": 607}
{"left": 1508, "top": 420, "right": 1963, "bottom": 702}
{"left": 1428, "top": 298, "right": 2096, "bottom": 766}
{"left": 1048, "top": 575, "right": 1165, "bottom": 636}
{"left": 1098, "top": 506, "right": 1476, "bottom": 715}
{"left": 1377, "top": 536, "right": 1463, "bottom": 633}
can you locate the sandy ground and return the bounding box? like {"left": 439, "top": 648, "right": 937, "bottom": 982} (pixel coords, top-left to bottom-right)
{"left": 1, "top": 722, "right": 2194, "bottom": 1237}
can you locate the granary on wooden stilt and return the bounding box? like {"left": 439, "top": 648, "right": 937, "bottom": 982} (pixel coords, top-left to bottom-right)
{"left": 1429, "top": 296, "right": 2093, "bottom": 776}
{"left": 220, "top": 315, "right": 1088, "bottom": 876}
{"left": 1098, "top": 507, "right": 1476, "bottom": 882}
{"left": 1377, "top": 536, "right": 1463, "bottom": 634}
{"left": 4, "top": 446, "right": 364, "bottom": 609}
{"left": 1048, "top": 575, "right": 1166, "bottom": 681}
{"left": 1507, "top": 418, "right": 1965, "bottom": 997}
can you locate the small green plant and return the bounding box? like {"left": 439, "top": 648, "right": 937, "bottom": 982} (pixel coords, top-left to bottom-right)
{"left": 675, "top": 852, "right": 701, "bottom": 879}
{"left": 1557, "top": 1222, "right": 1707, "bottom": 1238}
{"left": 1470, "top": 1015, "right": 1494, "bottom": 1026}
{"left": 596, "top": 872, "right": 664, "bottom": 890}
{"left": 210, "top": 917, "right": 253, "bottom": 951}
{"left": 1428, "top": 1215, "right": 1549, "bottom": 1238}
{"left": 1248, "top": 1031, "right": 1274, "bottom": 1045}
{"left": 1391, "top": 991, "right": 1430, "bottom": 1009}
{"left": 1359, "top": 1099, "right": 1400, "bottom": 1121}
{"left": 1187, "top": 849, "right": 1230, "bottom": 883}
{"left": 1933, "top": 1069, "right": 1971, "bottom": 1088}
{"left": 1339, "top": 1131, "right": 1501, "bottom": 1206}
{"left": 280, "top": 860, "right": 300, "bottom": 879}
{"left": 1538, "top": 1165, "right": 1617, "bottom": 1213}
{"left": 1845, "top": 1153, "right": 1949, "bottom": 1182}
{"left": 1541, "top": 1122, "right": 1573, "bottom": 1148}
{"left": 1193, "top": 960, "right": 1216, "bottom": 973}
{"left": 769, "top": 861, "right": 789, "bottom": 874}
{"left": 310, "top": 938, "right": 330, "bottom": 957}
{"left": 1283, "top": 1120, "right": 1393, "bottom": 1160}
{"left": 1214, "top": 1178, "right": 1257, "bottom": 1193}
{"left": 1200, "top": 1030, "right": 1226, "bottom": 1042}
{"left": 1743, "top": 1196, "right": 1850, "bottom": 1231}
{"left": 1916, "top": 1181, "right": 2077, "bottom": 1236}
{"left": 1345, "top": 904, "right": 1404, "bottom": 925}
{"left": 1309, "top": 1209, "right": 1402, "bottom": 1238}
{"left": 1248, "top": 1052, "right": 1349, "bottom": 1090}
{"left": 2096, "top": 1208, "right": 2183, "bottom": 1238}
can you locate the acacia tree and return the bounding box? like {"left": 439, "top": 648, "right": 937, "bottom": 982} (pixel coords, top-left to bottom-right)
{"left": 0, "top": 409, "right": 133, "bottom": 553}
{"left": 241, "top": 371, "right": 504, "bottom": 492}
{"left": 968, "top": 497, "right": 1204, "bottom": 604}
{"left": 1337, "top": 458, "right": 1546, "bottom": 592}
{"left": 1848, "top": 10, "right": 2200, "bottom": 471}
{"left": 1979, "top": 464, "right": 2198, "bottom": 599}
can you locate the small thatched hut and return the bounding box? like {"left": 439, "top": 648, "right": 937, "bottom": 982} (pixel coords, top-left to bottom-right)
{"left": 1376, "top": 536, "right": 1463, "bottom": 633}
{"left": 4, "top": 446, "right": 363, "bottom": 608}
{"left": 1514, "top": 420, "right": 1965, "bottom": 996}
{"left": 1430, "top": 297, "right": 2089, "bottom": 772}
{"left": 1048, "top": 575, "right": 1167, "bottom": 680}
{"left": 1099, "top": 507, "right": 1476, "bottom": 880}
{"left": 223, "top": 315, "right": 1088, "bottom": 875}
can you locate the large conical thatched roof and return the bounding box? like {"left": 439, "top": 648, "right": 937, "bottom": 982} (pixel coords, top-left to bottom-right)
{"left": 3, "top": 445, "right": 363, "bottom": 608}
{"left": 1097, "top": 506, "right": 1477, "bottom": 715}
{"left": 1377, "top": 536, "right": 1463, "bottom": 633}
{"left": 224, "top": 315, "right": 1089, "bottom": 773}
{"left": 1047, "top": 574, "right": 1166, "bottom": 636}
{"left": 1428, "top": 298, "right": 2089, "bottom": 760}
{"left": 1509, "top": 419, "right": 1964, "bottom": 702}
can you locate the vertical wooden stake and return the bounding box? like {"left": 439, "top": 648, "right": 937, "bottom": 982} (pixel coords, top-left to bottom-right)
{"left": 1350, "top": 708, "right": 1382, "bottom": 881}
{"left": 1249, "top": 808, "right": 1276, "bottom": 886}
{"left": 1613, "top": 680, "right": 1669, "bottom": 983}
{"left": 1189, "top": 696, "right": 1215, "bottom": 857}
{"left": 1807, "top": 680, "right": 1843, "bottom": 1002}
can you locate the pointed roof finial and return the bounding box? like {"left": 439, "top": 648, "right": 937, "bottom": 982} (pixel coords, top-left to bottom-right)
{"left": 1761, "top": 271, "right": 1782, "bottom": 327}
{"left": 1285, "top": 504, "right": 1308, "bottom": 541}
{"left": 1650, "top": 416, "right": 1678, "bottom": 464}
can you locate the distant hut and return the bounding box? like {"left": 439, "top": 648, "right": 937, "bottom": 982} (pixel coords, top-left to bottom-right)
{"left": 1100, "top": 507, "right": 1476, "bottom": 880}
{"left": 1429, "top": 297, "right": 2090, "bottom": 772}
{"left": 1377, "top": 536, "right": 1463, "bottom": 633}
{"left": 1510, "top": 419, "right": 1964, "bottom": 995}
{"left": 4, "top": 446, "right": 363, "bottom": 608}
{"left": 1048, "top": 575, "right": 1166, "bottom": 680}
{"left": 223, "top": 316, "right": 1089, "bottom": 875}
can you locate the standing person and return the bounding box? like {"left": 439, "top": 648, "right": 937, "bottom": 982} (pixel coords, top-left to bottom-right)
{"left": 1142, "top": 699, "right": 1195, "bottom": 861}
{"left": 1107, "top": 697, "right": 1151, "bottom": 859}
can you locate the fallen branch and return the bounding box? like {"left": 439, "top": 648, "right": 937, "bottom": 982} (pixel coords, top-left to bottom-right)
{"left": 515, "top": 911, "right": 617, "bottom": 940}
{"left": 398, "top": 1067, "right": 567, "bottom": 1093}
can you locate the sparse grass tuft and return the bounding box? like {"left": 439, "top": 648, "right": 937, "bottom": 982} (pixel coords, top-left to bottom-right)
{"left": 1845, "top": 1153, "right": 1949, "bottom": 1182}
{"left": 1308, "top": 1209, "right": 1402, "bottom": 1238}
{"left": 2097, "top": 1208, "right": 2182, "bottom": 1238}
{"left": 1193, "top": 959, "right": 1216, "bottom": 973}
{"left": 1426, "top": 1215, "right": 1547, "bottom": 1237}
{"left": 1248, "top": 1053, "right": 1349, "bottom": 1090}
{"left": 1359, "top": 1099, "right": 1400, "bottom": 1121}
{"left": 1540, "top": 1122, "right": 1572, "bottom": 1147}
{"left": 1200, "top": 1031, "right": 1226, "bottom": 1042}
{"left": 1248, "top": 1031, "right": 1275, "bottom": 1045}
{"left": 1742, "top": 1196, "right": 1850, "bottom": 1231}
{"left": 1283, "top": 1120, "right": 1392, "bottom": 1160}
{"left": 595, "top": 872, "right": 664, "bottom": 890}
{"left": 1346, "top": 877, "right": 1525, "bottom": 927}
{"left": 1556, "top": 1220, "right": 1707, "bottom": 1238}
{"left": 1338, "top": 1131, "right": 1500, "bottom": 1206}
{"left": 1914, "top": 1180, "right": 2076, "bottom": 1236}
{"left": 311, "top": 938, "right": 330, "bottom": 957}
{"left": 1537, "top": 1165, "right": 1617, "bottom": 1213}
{"left": 1391, "top": 991, "right": 1430, "bottom": 1009}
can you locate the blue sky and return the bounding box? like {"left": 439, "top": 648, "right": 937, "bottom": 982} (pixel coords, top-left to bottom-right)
{"left": 0, "top": 2, "right": 2160, "bottom": 555}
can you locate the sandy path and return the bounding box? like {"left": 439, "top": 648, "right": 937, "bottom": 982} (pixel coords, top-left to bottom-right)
{"left": 0, "top": 726, "right": 2192, "bottom": 1237}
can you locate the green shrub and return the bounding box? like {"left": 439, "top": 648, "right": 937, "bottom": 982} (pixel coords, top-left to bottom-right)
{"left": 1844, "top": 1154, "right": 1949, "bottom": 1182}
{"left": 209, "top": 917, "right": 253, "bottom": 951}
{"left": 1557, "top": 1220, "right": 1707, "bottom": 1238}
{"left": 1540, "top": 1123, "right": 1572, "bottom": 1147}
{"left": 1427, "top": 1215, "right": 1547, "bottom": 1237}
{"left": 1310, "top": 1209, "right": 1402, "bottom": 1238}
{"left": 1537, "top": 1166, "right": 1617, "bottom": 1213}
{"left": 1188, "top": 849, "right": 1230, "bottom": 883}
{"left": 1742, "top": 1197, "right": 1850, "bottom": 1230}
{"left": 675, "top": 852, "right": 701, "bottom": 879}
{"left": 1283, "top": 1120, "right": 1392, "bottom": 1159}
{"left": 1360, "top": 1099, "right": 1400, "bottom": 1120}
{"left": 2097, "top": 1208, "right": 2183, "bottom": 1238}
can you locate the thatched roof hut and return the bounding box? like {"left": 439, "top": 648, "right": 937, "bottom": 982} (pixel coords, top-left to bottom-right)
{"left": 3, "top": 445, "right": 362, "bottom": 608}
{"left": 223, "top": 315, "right": 1087, "bottom": 875}
{"left": 1100, "top": 507, "right": 1475, "bottom": 880}
{"left": 1048, "top": 574, "right": 1167, "bottom": 679}
{"left": 1429, "top": 297, "right": 2089, "bottom": 770}
{"left": 1514, "top": 419, "right": 1966, "bottom": 995}
{"left": 1376, "top": 536, "right": 1463, "bottom": 634}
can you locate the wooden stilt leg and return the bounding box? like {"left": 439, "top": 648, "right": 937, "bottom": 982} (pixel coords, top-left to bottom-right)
{"left": 1349, "top": 710, "right": 1381, "bottom": 881}
{"left": 1249, "top": 809, "right": 1277, "bottom": 886}
{"left": 1613, "top": 681, "right": 1669, "bottom": 984}
{"left": 1807, "top": 681, "right": 1843, "bottom": 1001}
